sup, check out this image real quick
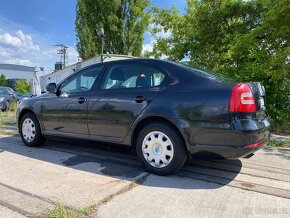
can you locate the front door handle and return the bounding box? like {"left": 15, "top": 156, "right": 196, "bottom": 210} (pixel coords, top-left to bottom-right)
{"left": 78, "top": 97, "right": 87, "bottom": 104}
{"left": 134, "top": 96, "right": 148, "bottom": 103}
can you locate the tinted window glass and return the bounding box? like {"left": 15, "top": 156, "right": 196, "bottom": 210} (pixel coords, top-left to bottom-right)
{"left": 0, "top": 88, "right": 6, "bottom": 94}
{"left": 60, "top": 66, "right": 103, "bottom": 93}
{"left": 7, "top": 88, "right": 14, "bottom": 95}
{"left": 177, "top": 63, "right": 235, "bottom": 82}
{"left": 102, "top": 64, "right": 166, "bottom": 90}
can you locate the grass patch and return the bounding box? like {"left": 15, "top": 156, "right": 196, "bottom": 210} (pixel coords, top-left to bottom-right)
{"left": 0, "top": 111, "right": 17, "bottom": 135}
{"left": 0, "top": 129, "right": 18, "bottom": 136}
{"left": 9, "top": 100, "right": 17, "bottom": 112}
{"left": 0, "top": 111, "right": 16, "bottom": 119}
{"left": 270, "top": 123, "right": 290, "bottom": 135}
{"left": 0, "top": 111, "right": 16, "bottom": 126}
{"left": 45, "top": 201, "right": 97, "bottom": 218}
{"left": 267, "top": 139, "right": 290, "bottom": 148}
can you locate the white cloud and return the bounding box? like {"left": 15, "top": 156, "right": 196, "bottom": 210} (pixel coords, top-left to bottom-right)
{"left": 0, "top": 32, "right": 22, "bottom": 47}
{"left": 0, "top": 16, "right": 80, "bottom": 74}
{"left": 16, "top": 30, "right": 40, "bottom": 51}
{"left": 68, "top": 46, "right": 80, "bottom": 65}
{"left": 148, "top": 24, "right": 172, "bottom": 38}
{"left": 142, "top": 24, "right": 172, "bottom": 57}
{"left": 0, "top": 30, "right": 42, "bottom": 68}
{"left": 142, "top": 40, "right": 168, "bottom": 60}
{"left": 155, "top": 30, "right": 172, "bottom": 39}
{"left": 0, "top": 28, "right": 79, "bottom": 74}
{"left": 142, "top": 42, "right": 154, "bottom": 54}
{"left": 0, "top": 30, "right": 40, "bottom": 52}
{"left": 5, "top": 58, "right": 33, "bottom": 66}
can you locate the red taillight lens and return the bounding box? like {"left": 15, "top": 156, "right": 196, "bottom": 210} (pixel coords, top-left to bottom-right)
{"left": 245, "top": 141, "right": 264, "bottom": 148}
{"left": 230, "top": 83, "right": 256, "bottom": 112}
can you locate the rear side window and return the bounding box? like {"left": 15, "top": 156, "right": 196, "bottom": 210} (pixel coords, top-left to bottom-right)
{"left": 102, "top": 64, "right": 166, "bottom": 90}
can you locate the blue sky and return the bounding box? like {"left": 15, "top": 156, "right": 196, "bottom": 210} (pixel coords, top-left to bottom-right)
{"left": 0, "top": 0, "right": 186, "bottom": 74}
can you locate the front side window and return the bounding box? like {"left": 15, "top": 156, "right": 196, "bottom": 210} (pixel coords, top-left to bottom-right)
{"left": 60, "top": 66, "right": 103, "bottom": 93}
{"left": 0, "top": 88, "right": 6, "bottom": 94}
{"left": 102, "top": 64, "right": 166, "bottom": 90}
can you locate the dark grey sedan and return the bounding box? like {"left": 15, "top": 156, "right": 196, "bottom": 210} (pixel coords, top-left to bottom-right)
{"left": 0, "top": 86, "right": 17, "bottom": 112}
{"left": 17, "top": 59, "right": 270, "bottom": 175}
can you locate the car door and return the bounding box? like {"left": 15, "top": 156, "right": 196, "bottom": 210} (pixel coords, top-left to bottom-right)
{"left": 41, "top": 65, "right": 104, "bottom": 139}
{"left": 87, "top": 62, "right": 167, "bottom": 142}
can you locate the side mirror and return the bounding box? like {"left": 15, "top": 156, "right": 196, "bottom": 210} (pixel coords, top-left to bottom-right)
{"left": 46, "top": 83, "right": 57, "bottom": 94}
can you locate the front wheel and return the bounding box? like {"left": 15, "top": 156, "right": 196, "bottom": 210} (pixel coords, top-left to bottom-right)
{"left": 3, "top": 101, "right": 10, "bottom": 112}
{"left": 20, "top": 113, "right": 46, "bottom": 147}
{"left": 136, "top": 122, "right": 187, "bottom": 175}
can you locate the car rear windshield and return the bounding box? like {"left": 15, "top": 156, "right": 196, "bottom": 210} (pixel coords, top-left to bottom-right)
{"left": 177, "top": 63, "right": 235, "bottom": 83}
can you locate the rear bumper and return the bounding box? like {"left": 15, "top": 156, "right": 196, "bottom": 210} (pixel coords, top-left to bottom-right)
{"left": 188, "top": 128, "right": 270, "bottom": 159}
{"left": 189, "top": 143, "right": 265, "bottom": 159}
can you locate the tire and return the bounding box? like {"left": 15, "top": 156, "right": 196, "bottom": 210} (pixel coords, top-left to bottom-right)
{"left": 136, "top": 122, "right": 187, "bottom": 175}
{"left": 20, "top": 113, "right": 46, "bottom": 147}
{"left": 5, "top": 101, "right": 10, "bottom": 112}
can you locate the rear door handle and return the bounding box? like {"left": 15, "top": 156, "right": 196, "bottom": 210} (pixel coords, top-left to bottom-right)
{"left": 134, "top": 96, "right": 148, "bottom": 103}
{"left": 78, "top": 97, "right": 87, "bottom": 104}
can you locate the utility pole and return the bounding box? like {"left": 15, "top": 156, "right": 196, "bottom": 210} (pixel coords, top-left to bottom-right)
{"left": 53, "top": 44, "right": 69, "bottom": 68}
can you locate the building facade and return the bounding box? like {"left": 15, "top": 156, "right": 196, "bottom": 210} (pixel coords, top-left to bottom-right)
{"left": 0, "top": 64, "right": 43, "bottom": 88}
{"left": 40, "top": 54, "right": 134, "bottom": 91}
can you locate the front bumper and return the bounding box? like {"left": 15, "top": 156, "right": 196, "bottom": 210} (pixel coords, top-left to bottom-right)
{"left": 0, "top": 101, "right": 5, "bottom": 109}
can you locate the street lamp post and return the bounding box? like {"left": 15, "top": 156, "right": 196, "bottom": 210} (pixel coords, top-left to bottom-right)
{"left": 95, "top": 28, "right": 105, "bottom": 62}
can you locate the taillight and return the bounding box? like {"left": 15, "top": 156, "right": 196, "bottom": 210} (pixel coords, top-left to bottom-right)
{"left": 245, "top": 141, "right": 264, "bottom": 148}
{"left": 230, "top": 83, "right": 256, "bottom": 112}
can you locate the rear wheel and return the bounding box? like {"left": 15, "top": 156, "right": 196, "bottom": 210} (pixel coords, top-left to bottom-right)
{"left": 20, "top": 113, "right": 45, "bottom": 147}
{"left": 136, "top": 122, "right": 187, "bottom": 175}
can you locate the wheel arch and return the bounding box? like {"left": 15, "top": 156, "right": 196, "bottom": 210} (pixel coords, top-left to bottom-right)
{"left": 18, "top": 109, "right": 42, "bottom": 133}
{"left": 130, "top": 115, "right": 190, "bottom": 153}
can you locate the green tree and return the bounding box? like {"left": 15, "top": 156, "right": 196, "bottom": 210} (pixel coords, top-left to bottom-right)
{"left": 75, "top": 0, "right": 150, "bottom": 60}
{"left": 150, "top": 0, "right": 290, "bottom": 129}
{"left": 15, "top": 80, "right": 31, "bottom": 94}
{"left": 0, "top": 74, "right": 8, "bottom": 86}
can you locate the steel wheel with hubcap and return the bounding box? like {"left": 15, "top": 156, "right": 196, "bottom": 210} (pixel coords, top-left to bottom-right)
{"left": 22, "top": 118, "right": 36, "bottom": 142}
{"left": 136, "top": 122, "right": 187, "bottom": 175}
{"left": 142, "top": 131, "right": 174, "bottom": 168}
{"left": 20, "top": 113, "right": 45, "bottom": 147}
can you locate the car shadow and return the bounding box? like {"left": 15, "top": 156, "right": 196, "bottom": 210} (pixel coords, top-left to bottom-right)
{"left": 0, "top": 135, "right": 242, "bottom": 190}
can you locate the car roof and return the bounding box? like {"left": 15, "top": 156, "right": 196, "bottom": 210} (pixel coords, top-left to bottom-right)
{"left": 78, "top": 58, "right": 178, "bottom": 74}
{"left": 81, "top": 58, "right": 172, "bottom": 67}
{"left": 103, "top": 58, "right": 172, "bottom": 65}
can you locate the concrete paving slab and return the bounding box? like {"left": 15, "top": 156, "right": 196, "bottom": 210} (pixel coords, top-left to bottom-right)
{"left": 95, "top": 144, "right": 290, "bottom": 218}
{"left": 244, "top": 147, "right": 290, "bottom": 169}
{"left": 0, "top": 185, "right": 51, "bottom": 216}
{"left": 184, "top": 165, "right": 290, "bottom": 190}
{"left": 0, "top": 205, "right": 26, "bottom": 218}
{"left": 98, "top": 175, "right": 290, "bottom": 218}
{"left": 1, "top": 134, "right": 290, "bottom": 218}
{"left": 0, "top": 135, "right": 145, "bottom": 212}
